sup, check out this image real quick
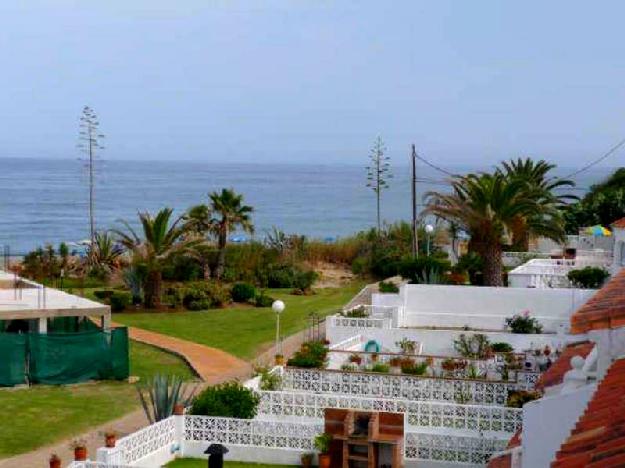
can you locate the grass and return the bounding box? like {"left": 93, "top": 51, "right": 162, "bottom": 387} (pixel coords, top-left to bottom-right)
{"left": 166, "top": 460, "right": 297, "bottom": 468}
{"left": 0, "top": 340, "right": 195, "bottom": 458}
{"left": 114, "top": 283, "right": 363, "bottom": 360}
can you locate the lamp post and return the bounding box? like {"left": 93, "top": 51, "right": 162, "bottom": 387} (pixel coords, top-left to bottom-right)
{"left": 425, "top": 224, "right": 434, "bottom": 256}
{"left": 272, "top": 300, "right": 285, "bottom": 364}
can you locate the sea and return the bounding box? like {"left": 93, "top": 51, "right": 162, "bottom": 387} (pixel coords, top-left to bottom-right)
{"left": 0, "top": 157, "right": 615, "bottom": 254}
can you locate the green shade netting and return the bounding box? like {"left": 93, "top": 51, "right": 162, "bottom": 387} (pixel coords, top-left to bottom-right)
{"left": 0, "top": 333, "right": 27, "bottom": 386}
{"left": 0, "top": 328, "right": 129, "bottom": 386}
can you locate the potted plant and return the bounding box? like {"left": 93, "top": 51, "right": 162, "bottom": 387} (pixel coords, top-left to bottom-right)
{"left": 69, "top": 439, "right": 87, "bottom": 461}
{"left": 370, "top": 353, "right": 379, "bottom": 362}
{"left": 389, "top": 357, "right": 402, "bottom": 374}
{"left": 274, "top": 354, "right": 285, "bottom": 366}
{"left": 49, "top": 454, "right": 61, "bottom": 468}
{"left": 301, "top": 452, "right": 314, "bottom": 468}
{"left": 314, "top": 433, "right": 333, "bottom": 468}
{"left": 104, "top": 431, "right": 117, "bottom": 448}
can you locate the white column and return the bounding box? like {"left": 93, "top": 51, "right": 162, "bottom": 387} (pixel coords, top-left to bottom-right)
{"left": 37, "top": 317, "right": 47, "bottom": 334}
{"left": 174, "top": 414, "right": 185, "bottom": 457}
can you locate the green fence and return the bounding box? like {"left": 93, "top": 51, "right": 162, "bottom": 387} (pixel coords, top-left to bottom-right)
{"left": 0, "top": 328, "right": 129, "bottom": 386}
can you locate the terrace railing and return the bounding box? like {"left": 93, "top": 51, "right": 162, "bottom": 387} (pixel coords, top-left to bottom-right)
{"left": 281, "top": 367, "right": 513, "bottom": 406}
{"left": 404, "top": 432, "right": 508, "bottom": 465}
{"left": 328, "top": 315, "right": 390, "bottom": 330}
{"left": 257, "top": 390, "right": 522, "bottom": 434}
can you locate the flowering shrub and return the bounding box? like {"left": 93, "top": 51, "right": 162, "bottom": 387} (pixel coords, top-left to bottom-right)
{"left": 505, "top": 310, "right": 543, "bottom": 334}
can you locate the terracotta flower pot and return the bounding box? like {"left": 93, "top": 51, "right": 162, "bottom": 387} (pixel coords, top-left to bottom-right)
{"left": 74, "top": 447, "right": 87, "bottom": 461}
{"left": 105, "top": 434, "right": 116, "bottom": 448}
{"left": 318, "top": 453, "right": 331, "bottom": 468}
{"left": 275, "top": 355, "right": 285, "bottom": 366}
{"left": 49, "top": 457, "right": 61, "bottom": 468}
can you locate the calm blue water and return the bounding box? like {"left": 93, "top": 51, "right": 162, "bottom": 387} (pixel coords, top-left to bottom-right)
{"left": 0, "top": 158, "right": 614, "bottom": 253}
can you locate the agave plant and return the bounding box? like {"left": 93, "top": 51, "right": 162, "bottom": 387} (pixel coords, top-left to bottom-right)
{"left": 136, "top": 374, "right": 197, "bottom": 424}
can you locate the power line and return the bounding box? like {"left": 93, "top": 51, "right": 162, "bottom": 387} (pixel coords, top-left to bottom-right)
{"left": 413, "top": 152, "right": 456, "bottom": 177}
{"left": 565, "top": 136, "right": 625, "bottom": 179}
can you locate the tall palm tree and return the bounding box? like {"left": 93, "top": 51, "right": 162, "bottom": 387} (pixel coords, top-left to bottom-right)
{"left": 425, "top": 172, "right": 565, "bottom": 286}
{"left": 209, "top": 188, "right": 254, "bottom": 279}
{"left": 113, "top": 208, "right": 199, "bottom": 308}
{"left": 498, "top": 158, "right": 576, "bottom": 250}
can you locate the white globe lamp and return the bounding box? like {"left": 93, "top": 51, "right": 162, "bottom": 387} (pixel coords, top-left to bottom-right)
{"left": 272, "top": 300, "right": 286, "bottom": 364}
{"left": 272, "top": 300, "right": 285, "bottom": 314}
{"left": 425, "top": 224, "right": 434, "bottom": 255}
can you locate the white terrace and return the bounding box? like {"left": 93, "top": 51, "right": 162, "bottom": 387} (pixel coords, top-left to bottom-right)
{"left": 327, "top": 284, "right": 596, "bottom": 356}
{"left": 0, "top": 270, "right": 110, "bottom": 332}
{"left": 507, "top": 257, "right": 610, "bottom": 289}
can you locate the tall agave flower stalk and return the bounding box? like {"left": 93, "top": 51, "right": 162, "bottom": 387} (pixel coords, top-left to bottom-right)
{"left": 137, "top": 374, "right": 198, "bottom": 424}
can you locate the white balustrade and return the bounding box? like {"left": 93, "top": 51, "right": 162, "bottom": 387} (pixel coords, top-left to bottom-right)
{"left": 404, "top": 432, "right": 509, "bottom": 465}
{"left": 329, "top": 316, "right": 389, "bottom": 329}
{"left": 114, "top": 416, "right": 176, "bottom": 465}
{"left": 281, "top": 367, "right": 513, "bottom": 405}
{"left": 257, "top": 391, "right": 522, "bottom": 434}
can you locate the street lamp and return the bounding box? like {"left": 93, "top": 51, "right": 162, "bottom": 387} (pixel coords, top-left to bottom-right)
{"left": 425, "top": 224, "right": 434, "bottom": 256}
{"left": 272, "top": 300, "right": 285, "bottom": 364}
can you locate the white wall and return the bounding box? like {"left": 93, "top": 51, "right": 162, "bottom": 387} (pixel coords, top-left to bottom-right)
{"left": 398, "top": 285, "right": 595, "bottom": 332}
{"left": 326, "top": 324, "right": 566, "bottom": 356}
{"left": 521, "top": 384, "right": 596, "bottom": 468}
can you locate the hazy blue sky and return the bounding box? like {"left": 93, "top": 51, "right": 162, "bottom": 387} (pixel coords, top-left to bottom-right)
{"left": 1, "top": 1, "right": 625, "bottom": 166}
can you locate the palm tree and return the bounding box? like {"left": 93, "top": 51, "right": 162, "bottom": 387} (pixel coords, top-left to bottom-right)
{"left": 209, "top": 188, "right": 254, "bottom": 279}
{"left": 113, "top": 208, "right": 200, "bottom": 308}
{"left": 498, "top": 158, "right": 576, "bottom": 250}
{"left": 88, "top": 231, "right": 124, "bottom": 275}
{"left": 425, "top": 172, "right": 565, "bottom": 286}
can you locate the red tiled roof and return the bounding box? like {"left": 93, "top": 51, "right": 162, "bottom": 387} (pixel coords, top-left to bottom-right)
{"left": 552, "top": 357, "right": 625, "bottom": 467}
{"left": 570, "top": 269, "right": 625, "bottom": 334}
{"left": 535, "top": 342, "right": 594, "bottom": 391}
{"left": 611, "top": 217, "right": 625, "bottom": 229}
{"left": 487, "top": 430, "right": 521, "bottom": 468}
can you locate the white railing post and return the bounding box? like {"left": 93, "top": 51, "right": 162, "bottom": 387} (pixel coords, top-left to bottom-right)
{"left": 174, "top": 411, "right": 185, "bottom": 457}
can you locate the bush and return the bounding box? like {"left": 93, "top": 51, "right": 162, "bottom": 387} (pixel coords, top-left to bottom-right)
{"left": 265, "top": 263, "right": 317, "bottom": 290}
{"left": 490, "top": 342, "right": 514, "bottom": 353}
{"left": 94, "top": 290, "right": 115, "bottom": 300}
{"left": 109, "top": 291, "right": 131, "bottom": 312}
{"left": 379, "top": 281, "right": 399, "bottom": 293}
{"left": 190, "top": 381, "right": 260, "bottom": 419}
{"left": 567, "top": 267, "right": 610, "bottom": 289}
{"left": 505, "top": 311, "right": 543, "bottom": 334}
{"left": 287, "top": 340, "right": 328, "bottom": 368}
{"left": 453, "top": 334, "right": 491, "bottom": 359}
{"left": 181, "top": 282, "right": 231, "bottom": 310}
{"left": 401, "top": 360, "right": 428, "bottom": 375}
{"left": 254, "top": 292, "right": 275, "bottom": 308}
{"left": 231, "top": 282, "right": 257, "bottom": 303}
{"left": 399, "top": 256, "right": 450, "bottom": 284}
{"left": 258, "top": 368, "right": 282, "bottom": 391}
{"left": 293, "top": 270, "right": 318, "bottom": 291}
{"left": 507, "top": 390, "right": 541, "bottom": 408}
{"left": 369, "top": 363, "right": 390, "bottom": 373}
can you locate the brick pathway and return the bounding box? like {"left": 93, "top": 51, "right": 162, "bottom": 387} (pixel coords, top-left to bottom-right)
{"left": 0, "top": 325, "right": 252, "bottom": 468}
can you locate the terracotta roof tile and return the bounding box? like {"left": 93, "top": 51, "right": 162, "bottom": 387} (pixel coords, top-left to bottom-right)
{"left": 535, "top": 341, "right": 594, "bottom": 391}
{"left": 570, "top": 269, "right": 625, "bottom": 334}
{"left": 611, "top": 217, "right": 625, "bottom": 229}
{"left": 552, "top": 357, "right": 625, "bottom": 467}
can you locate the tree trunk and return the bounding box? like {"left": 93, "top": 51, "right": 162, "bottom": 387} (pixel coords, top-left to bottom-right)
{"left": 215, "top": 229, "right": 227, "bottom": 279}
{"left": 144, "top": 270, "right": 162, "bottom": 309}
{"left": 482, "top": 243, "right": 504, "bottom": 287}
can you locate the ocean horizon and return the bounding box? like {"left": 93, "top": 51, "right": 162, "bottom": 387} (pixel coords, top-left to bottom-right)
{"left": 0, "top": 157, "right": 616, "bottom": 253}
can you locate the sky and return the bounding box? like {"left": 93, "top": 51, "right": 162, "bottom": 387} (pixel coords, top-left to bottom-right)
{"left": 1, "top": 1, "right": 625, "bottom": 167}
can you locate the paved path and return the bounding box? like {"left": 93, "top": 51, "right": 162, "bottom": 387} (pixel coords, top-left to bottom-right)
{"left": 0, "top": 325, "right": 252, "bottom": 468}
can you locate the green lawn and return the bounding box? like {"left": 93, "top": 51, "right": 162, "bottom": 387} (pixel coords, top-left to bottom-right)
{"left": 0, "top": 340, "right": 195, "bottom": 458}
{"left": 114, "top": 284, "right": 362, "bottom": 360}
{"left": 166, "top": 460, "right": 296, "bottom": 468}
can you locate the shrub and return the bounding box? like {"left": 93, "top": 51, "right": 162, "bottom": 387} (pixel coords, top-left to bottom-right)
{"left": 567, "top": 267, "right": 610, "bottom": 289}
{"left": 293, "top": 270, "right": 318, "bottom": 292}
{"left": 454, "top": 252, "right": 484, "bottom": 285}
{"left": 399, "top": 256, "right": 450, "bottom": 284}
{"left": 369, "top": 363, "right": 390, "bottom": 373}
{"left": 231, "top": 282, "right": 257, "bottom": 303}
{"left": 490, "top": 342, "right": 514, "bottom": 353}
{"left": 190, "top": 381, "right": 260, "bottom": 419}
{"left": 453, "top": 334, "right": 491, "bottom": 359}
{"left": 401, "top": 360, "right": 428, "bottom": 375}
{"left": 506, "top": 390, "right": 541, "bottom": 408}
{"left": 505, "top": 311, "right": 543, "bottom": 334}
{"left": 396, "top": 338, "right": 418, "bottom": 354}
{"left": 258, "top": 368, "right": 282, "bottom": 391}
{"left": 287, "top": 340, "right": 328, "bottom": 368}
{"left": 379, "top": 281, "right": 399, "bottom": 293}
{"left": 342, "top": 306, "right": 368, "bottom": 318}
{"left": 109, "top": 291, "right": 131, "bottom": 312}
{"left": 181, "top": 282, "right": 231, "bottom": 310}
{"left": 94, "top": 290, "right": 115, "bottom": 300}
{"left": 254, "top": 292, "right": 275, "bottom": 308}
{"left": 314, "top": 433, "right": 333, "bottom": 454}
{"left": 266, "top": 264, "right": 299, "bottom": 288}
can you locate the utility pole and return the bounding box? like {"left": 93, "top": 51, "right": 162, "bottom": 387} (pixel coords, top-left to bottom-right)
{"left": 411, "top": 144, "right": 419, "bottom": 258}
{"left": 78, "top": 106, "right": 105, "bottom": 246}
